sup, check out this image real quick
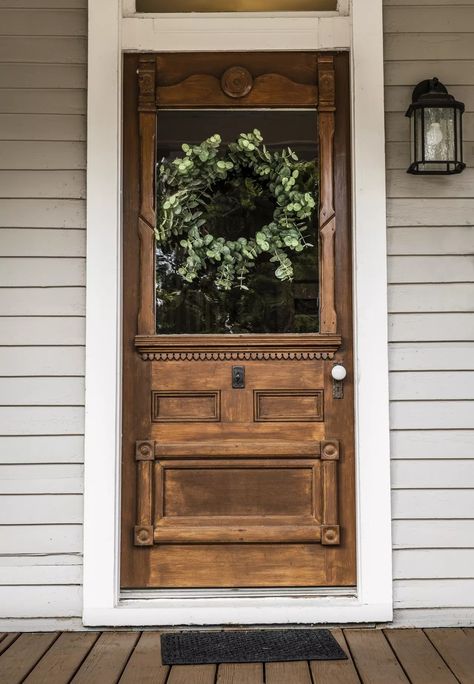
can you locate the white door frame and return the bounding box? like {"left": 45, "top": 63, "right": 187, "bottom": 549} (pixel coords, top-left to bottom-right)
{"left": 83, "top": 0, "right": 393, "bottom": 626}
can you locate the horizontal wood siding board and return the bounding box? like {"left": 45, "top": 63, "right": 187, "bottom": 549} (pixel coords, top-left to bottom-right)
{"left": 384, "top": 7, "right": 474, "bottom": 34}
{"left": 385, "top": 33, "right": 474, "bottom": 61}
{"left": 0, "top": 526, "right": 82, "bottom": 553}
{"left": 388, "top": 284, "right": 474, "bottom": 313}
{"left": 391, "top": 460, "right": 474, "bottom": 489}
{"left": 390, "top": 430, "right": 474, "bottom": 459}
{"left": 0, "top": 8, "right": 87, "bottom": 35}
{"left": 0, "top": 288, "right": 86, "bottom": 316}
{"left": 0, "top": 406, "right": 84, "bottom": 435}
{"left": 0, "top": 317, "right": 85, "bottom": 345}
{"left": 387, "top": 169, "right": 474, "bottom": 199}
{"left": 387, "top": 199, "right": 474, "bottom": 227}
{"left": 0, "top": 348, "right": 84, "bottom": 376}
{"left": 0, "top": 114, "right": 85, "bottom": 141}
{"left": 0, "top": 201, "right": 85, "bottom": 228}
{"left": 0, "top": 563, "right": 82, "bottom": 585}
{"left": 0, "top": 464, "right": 84, "bottom": 494}
{"left": 392, "top": 490, "right": 474, "bottom": 520}
{"left": 390, "top": 401, "right": 474, "bottom": 430}
{"left": 0, "top": 36, "right": 86, "bottom": 63}
{"left": 0, "top": 170, "right": 86, "bottom": 199}
{"left": 393, "top": 608, "right": 474, "bottom": 627}
{"left": 390, "top": 371, "right": 474, "bottom": 400}
{"left": 0, "top": 494, "right": 82, "bottom": 524}
{"left": 388, "top": 227, "right": 474, "bottom": 256}
{"left": 393, "top": 550, "right": 474, "bottom": 579}
{"left": 393, "top": 520, "right": 474, "bottom": 549}
{"left": 385, "top": 60, "right": 474, "bottom": 87}
{"left": 389, "top": 313, "right": 474, "bottom": 342}
{"left": 0, "top": 258, "right": 86, "bottom": 287}
{"left": 0, "top": 230, "right": 86, "bottom": 257}
{"left": 0, "top": 585, "right": 82, "bottom": 617}
{"left": 0, "top": 436, "right": 84, "bottom": 464}
{"left": 0, "top": 377, "right": 85, "bottom": 405}
{"left": 388, "top": 256, "right": 474, "bottom": 284}
{"left": 394, "top": 580, "right": 474, "bottom": 609}
{"left": 0, "top": 64, "right": 86, "bottom": 89}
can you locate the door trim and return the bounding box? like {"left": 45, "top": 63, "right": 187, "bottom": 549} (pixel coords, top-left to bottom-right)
{"left": 83, "top": 0, "right": 392, "bottom": 625}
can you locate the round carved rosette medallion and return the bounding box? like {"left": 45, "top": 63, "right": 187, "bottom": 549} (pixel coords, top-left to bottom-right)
{"left": 221, "top": 66, "right": 253, "bottom": 99}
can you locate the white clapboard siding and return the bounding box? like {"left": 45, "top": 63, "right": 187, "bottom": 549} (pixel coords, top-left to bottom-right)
{"left": 0, "top": 465, "right": 83, "bottom": 494}
{"left": 386, "top": 142, "right": 474, "bottom": 169}
{"left": 387, "top": 169, "right": 474, "bottom": 199}
{"left": 0, "top": 64, "right": 86, "bottom": 89}
{"left": 0, "top": 2, "right": 87, "bottom": 626}
{"left": 384, "top": 7, "right": 474, "bottom": 34}
{"left": 390, "top": 401, "right": 474, "bottom": 430}
{"left": 385, "top": 60, "right": 474, "bottom": 87}
{"left": 391, "top": 460, "right": 474, "bottom": 489}
{"left": 0, "top": 200, "right": 85, "bottom": 228}
{"left": 388, "top": 256, "right": 474, "bottom": 284}
{"left": 393, "top": 550, "right": 474, "bottom": 579}
{"left": 0, "top": 258, "right": 86, "bottom": 286}
{"left": 393, "top": 609, "right": 474, "bottom": 628}
{"left": 389, "top": 313, "right": 474, "bottom": 342}
{"left": 0, "top": 526, "right": 82, "bottom": 554}
{"left": 0, "top": 8, "right": 87, "bottom": 35}
{"left": 385, "top": 86, "right": 474, "bottom": 114}
{"left": 394, "top": 580, "right": 474, "bottom": 609}
{"left": 0, "top": 377, "right": 85, "bottom": 406}
{"left": 0, "top": 495, "right": 82, "bottom": 525}
{"left": 390, "top": 371, "right": 474, "bottom": 400}
{"left": 0, "top": 436, "right": 84, "bottom": 465}
{"left": 0, "top": 407, "right": 84, "bottom": 435}
{"left": 391, "top": 430, "right": 474, "bottom": 459}
{"left": 388, "top": 284, "right": 474, "bottom": 313}
{"left": 0, "top": 563, "right": 82, "bottom": 586}
{"left": 0, "top": 141, "right": 86, "bottom": 170}
{"left": 388, "top": 227, "right": 474, "bottom": 256}
{"left": 0, "top": 348, "right": 84, "bottom": 377}
{"left": 0, "top": 317, "right": 85, "bottom": 345}
{"left": 392, "top": 490, "right": 474, "bottom": 520}
{"left": 385, "top": 34, "right": 474, "bottom": 61}
{"left": 0, "top": 586, "right": 82, "bottom": 618}
{"left": 389, "top": 343, "right": 474, "bottom": 371}
{"left": 0, "top": 170, "right": 86, "bottom": 199}
{"left": 393, "top": 520, "right": 474, "bottom": 549}
{"left": 0, "top": 287, "right": 86, "bottom": 316}
{"left": 387, "top": 199, "right": 474, "bottom": 227}
{"left": 0, "top": 229, "right": 86, "bottom": 257}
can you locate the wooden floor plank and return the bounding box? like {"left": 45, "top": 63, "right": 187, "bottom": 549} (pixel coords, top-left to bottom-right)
{"left": 344, "top": 630, "right": 410, "bottom": 684}
{"left": 23, "top": 632, "right": 99, "bottom": 684}
{"left": 0, "top": 632, "right": 58, "bottom": 684}
{"left": 71, "top": 632, "right": 140, "bottom": 684}
{"left": 265, "top": 661, "right": 312, "bottom": 684}
{"left": 310, "top": 629, "right": 361, "bottom": 684}
{"left": 385, "top": 628, "right": 458, "bottom": 684}
{"left": 119, "top": 632, "right": 169, "bottom": 684}
{"left": 167, "top": 664, "right": 217, "bottom": 684}
{"left": 425, "top": 628, "right": 474, "bottom": 684}
{"left": 0, "top": 633, "right": 19, "bottom": 656}
{"left": 216, "top": 662, "right": 264, "bottom": 683}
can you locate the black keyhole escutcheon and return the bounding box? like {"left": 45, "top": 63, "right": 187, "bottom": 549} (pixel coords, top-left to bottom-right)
{"left": 232, "top": 366, "right": 245, "bottom": 389}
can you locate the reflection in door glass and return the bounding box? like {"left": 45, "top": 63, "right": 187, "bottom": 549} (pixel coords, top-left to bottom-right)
{"left": 156, "top": 110, "right": 319, "bottom": 334}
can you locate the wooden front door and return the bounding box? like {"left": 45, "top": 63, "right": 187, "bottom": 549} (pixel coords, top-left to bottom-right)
{"left": 121, "top": 52, "right": 355, "bottom": 588}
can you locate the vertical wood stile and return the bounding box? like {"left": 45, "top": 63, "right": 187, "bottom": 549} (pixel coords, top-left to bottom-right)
{"left": 321, "top": 439, "right": 340, "bottom": 544}
{"left": 134, "top": 441, "right": 154, "bottom": 546}
{"left": 317, "top": 55, "right": 337, "bottom": 334}
{"left": 137, "top": 56, "right": 157, "bottom": 335}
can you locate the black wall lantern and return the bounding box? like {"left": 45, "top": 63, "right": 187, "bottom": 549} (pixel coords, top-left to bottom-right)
{"left": 406, "top": 78, "right": 465, "bottom": 175}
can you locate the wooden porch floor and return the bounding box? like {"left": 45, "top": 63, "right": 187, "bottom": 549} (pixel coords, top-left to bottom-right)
{"left": 0, "top": 628, "right": 473, "bottom": 683}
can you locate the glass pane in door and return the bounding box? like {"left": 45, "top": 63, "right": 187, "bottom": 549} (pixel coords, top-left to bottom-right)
{"left": 156, "top": 110, "right": 319, "bottom": 334}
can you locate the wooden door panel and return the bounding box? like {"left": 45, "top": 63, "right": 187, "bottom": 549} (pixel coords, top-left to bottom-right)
{"left": 121, "top": 52, "right": 355, "bottom": 589}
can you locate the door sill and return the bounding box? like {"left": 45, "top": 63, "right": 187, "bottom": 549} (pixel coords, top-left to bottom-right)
{"left": 121, "top": 587, "right": 357, "bottom": 601}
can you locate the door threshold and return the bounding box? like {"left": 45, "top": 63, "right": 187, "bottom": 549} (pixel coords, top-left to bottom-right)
{"left": 121, "top": 587, "right": 357, "bottom": 601}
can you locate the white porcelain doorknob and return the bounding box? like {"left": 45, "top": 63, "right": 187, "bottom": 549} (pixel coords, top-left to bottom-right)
{"left": 331, "top": 364, "right": 347, "bottom": 381}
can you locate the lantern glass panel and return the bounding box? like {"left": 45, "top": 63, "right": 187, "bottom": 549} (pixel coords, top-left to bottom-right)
{"left": 423, "top": 107, "right": 455, "bottom": 163}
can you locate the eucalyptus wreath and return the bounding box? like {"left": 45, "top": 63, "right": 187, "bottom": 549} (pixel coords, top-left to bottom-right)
{"left": 156, "top": 129, "right": 318, "bottom": 290}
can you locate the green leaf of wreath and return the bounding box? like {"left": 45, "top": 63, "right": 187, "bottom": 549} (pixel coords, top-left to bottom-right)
{"left": 156, "top": 130, "right": 318, "bottom": 291}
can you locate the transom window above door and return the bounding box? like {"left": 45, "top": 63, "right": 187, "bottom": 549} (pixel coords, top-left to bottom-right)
{"left": 136, "top": 0, "right": 337, "bottom": 12}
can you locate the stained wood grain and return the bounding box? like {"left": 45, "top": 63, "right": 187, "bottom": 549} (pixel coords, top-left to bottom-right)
{"left": 425, "top": 628, "right": 474, "bottom": 684}
{"left": 310, "top": 629, "right": 360, "bottom": 684}
{"left": 167, "top": 664, "right": 217, "bottom": 684}
{"left": 344, "top": 630, "right": 410, "bottom": 684}
{"left": 0, "top": 632, "right": 58, "bottom": 684}
{"left": 71, "top": 632, "right": 140, "bottom": 684}
{"left": 385, "top": 629, "right": 458, "bottom": 684}
{"left": 216, "top": 662, "right": 264, "bottom": 684}
{"left": 23, "top": 632, "right": 98, "bottom": 684}
{"left": 119, "top": 632, "right": 169, "bottom": 684}
{"left": 265, "top": 661, "right": 312, "bottom": 684}
{"left": 0, "top": 633, "right": 19, "bottom": 655}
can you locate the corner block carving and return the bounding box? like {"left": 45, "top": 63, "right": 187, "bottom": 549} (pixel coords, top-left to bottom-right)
{"left": 321, "top": 439, "right": 340, "bottom": 460}
{"left": 135, "top": 440, "right": 155, "bottom": 461}
{"left": 134, "top": 525, "right": 154, "bottom": 546}
{"left": 321, "top": 525, "right": 340, "bottom": 545}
